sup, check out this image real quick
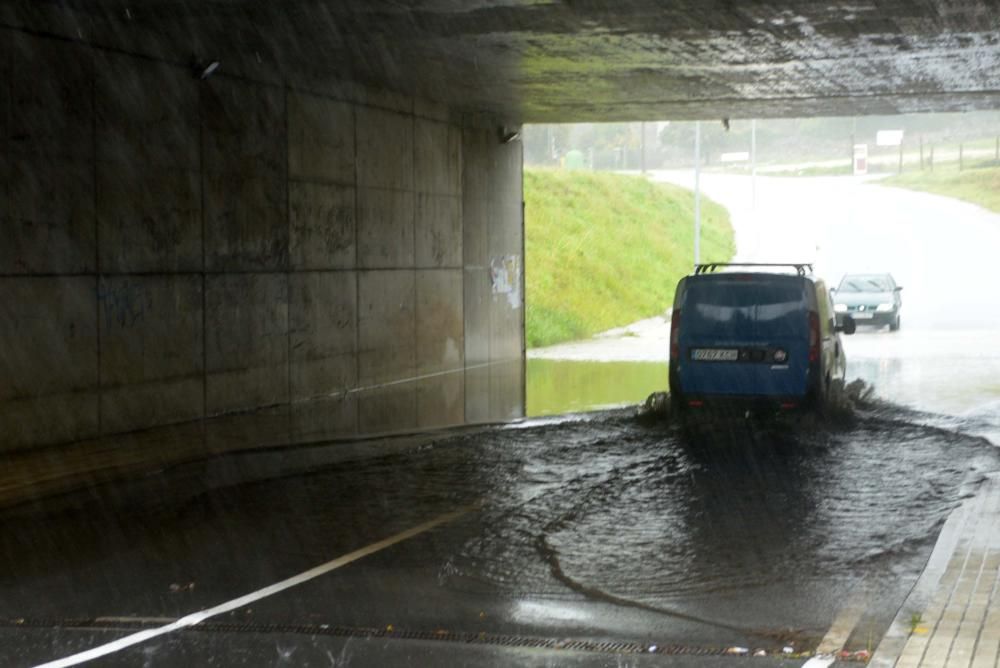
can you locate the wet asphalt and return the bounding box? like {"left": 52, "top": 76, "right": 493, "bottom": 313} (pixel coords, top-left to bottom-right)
{"left": 2, "top": 401, "right": 997, "bottom": 667}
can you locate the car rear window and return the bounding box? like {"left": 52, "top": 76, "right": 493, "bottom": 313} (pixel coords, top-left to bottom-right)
{"left": 682, "top": 279, "right": 807, "bottom": 337}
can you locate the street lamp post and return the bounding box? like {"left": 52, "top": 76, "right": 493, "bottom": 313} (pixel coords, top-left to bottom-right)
{"left": 751, "top": 119, "right": 757, "bottom": 211}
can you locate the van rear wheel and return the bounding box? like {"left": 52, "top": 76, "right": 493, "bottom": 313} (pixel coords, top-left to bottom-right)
{"left": 806, "top": 375, "right": 829, "bottom": 413}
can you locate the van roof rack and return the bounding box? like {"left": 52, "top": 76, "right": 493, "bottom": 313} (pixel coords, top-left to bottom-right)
{"left": 694, "top": 262, "right": 813, "bottom": 276}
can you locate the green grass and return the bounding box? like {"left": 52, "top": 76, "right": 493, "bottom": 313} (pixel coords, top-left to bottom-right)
{"left": 877, "top": 164, "right": 1000, "bottom": 214}
{"left": 525, "top": 168, "right": 736, "bottom": 348}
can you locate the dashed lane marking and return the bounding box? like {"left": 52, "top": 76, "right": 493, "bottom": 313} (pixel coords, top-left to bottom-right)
{"left": 31, "top": 505, "right": 476, "bottom": 668}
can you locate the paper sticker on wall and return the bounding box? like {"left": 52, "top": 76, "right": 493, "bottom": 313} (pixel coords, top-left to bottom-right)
{"left": 490, "top": 254, "right": 522, "bottom": 309}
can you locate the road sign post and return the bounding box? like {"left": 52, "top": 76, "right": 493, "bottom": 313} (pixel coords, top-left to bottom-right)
{"left": 694, "top": 121, "right": 701, "bottom": 267}
{"left": 751, "top": 119, "right": 757, "bottom": 211}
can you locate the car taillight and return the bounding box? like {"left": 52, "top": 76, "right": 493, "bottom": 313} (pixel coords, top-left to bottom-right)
{"left": 808, "top": 311, "right": 820, "bottom": 362}
{"left": 670, "top": 309, "right": 681, "bottom": 360}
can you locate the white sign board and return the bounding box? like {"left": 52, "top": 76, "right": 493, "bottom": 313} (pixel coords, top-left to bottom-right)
{"left": 876, "top": 130, "right": 904, "bottom": 146}
{"left": 720, "top": 151, "right": 750, "bottom": 163}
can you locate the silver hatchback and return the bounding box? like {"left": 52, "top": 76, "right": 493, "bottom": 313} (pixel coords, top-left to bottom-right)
{"left": 832, "top": 273, "right": 903, "bottom": 331}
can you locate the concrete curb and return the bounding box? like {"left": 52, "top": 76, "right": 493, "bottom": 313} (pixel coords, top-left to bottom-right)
{"left": 869, "top": 474, "right": 996, "bottom": 668}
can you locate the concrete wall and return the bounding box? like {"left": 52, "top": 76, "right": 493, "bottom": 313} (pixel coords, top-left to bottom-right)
{"left": 0, "top": 30, "right": 524, "bottom": 453}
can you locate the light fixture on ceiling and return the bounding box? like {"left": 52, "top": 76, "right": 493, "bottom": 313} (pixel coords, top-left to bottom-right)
{"left": 198, "top": 61, "right": 220, "bottom": 80}
{"left": 498, "top": 125, "right": 521, "bottom": 144}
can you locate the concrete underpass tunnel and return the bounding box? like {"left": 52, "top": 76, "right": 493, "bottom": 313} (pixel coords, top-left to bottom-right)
{"left": 3, "top": 0, "right": 1000, "bottom": 490}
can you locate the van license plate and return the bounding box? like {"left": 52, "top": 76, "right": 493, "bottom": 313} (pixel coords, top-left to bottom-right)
{"left": 853, "top": 312, "right": 874, "bottom": 319}
{"left": 691, "top": 348, "right": 739, "bottom": 362}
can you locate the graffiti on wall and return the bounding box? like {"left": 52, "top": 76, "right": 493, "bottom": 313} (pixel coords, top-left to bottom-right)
{"left": 98, "top": 280, "right": 152, "bottom": 329}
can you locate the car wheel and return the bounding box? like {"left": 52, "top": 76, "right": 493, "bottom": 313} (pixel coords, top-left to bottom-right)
{"left": 889, "top": 314, "right": 900, "bottom": 331}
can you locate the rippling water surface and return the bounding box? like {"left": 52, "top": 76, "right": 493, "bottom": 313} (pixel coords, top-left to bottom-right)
{"left": 440, "top": 408, "right": 998, "bottom": 616}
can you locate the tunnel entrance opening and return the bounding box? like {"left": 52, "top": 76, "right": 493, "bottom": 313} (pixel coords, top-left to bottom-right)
{"left": 523, "top": 112, "right": 1000, "bottom": 424}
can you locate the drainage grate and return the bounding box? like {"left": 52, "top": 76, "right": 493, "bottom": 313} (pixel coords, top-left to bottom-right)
{"left": 1, "top": 617, "right": 843, "bottom": 659}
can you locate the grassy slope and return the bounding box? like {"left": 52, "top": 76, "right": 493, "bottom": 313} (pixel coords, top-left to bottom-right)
{"left": 878, "top": 165, "right": 1000, "bottom": 214}
{"left": 525, "top": 168, "right": 735, "bottom": 348}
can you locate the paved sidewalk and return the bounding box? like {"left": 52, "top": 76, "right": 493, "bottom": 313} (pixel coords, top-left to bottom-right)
{"left": 873, "top": 474, "right": 1000, "bottom": 668}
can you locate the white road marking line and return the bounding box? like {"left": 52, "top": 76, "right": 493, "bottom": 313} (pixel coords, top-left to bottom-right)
{"left": 801, "top": 654, "right": 836, "bottom": 668}
{"left": 33, "top": 505, "right": 475, "bottom": 668}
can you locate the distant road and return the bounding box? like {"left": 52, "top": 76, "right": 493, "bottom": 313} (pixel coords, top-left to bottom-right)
{"left": 650, "top": 170, "right": 1000, "bottom": 329}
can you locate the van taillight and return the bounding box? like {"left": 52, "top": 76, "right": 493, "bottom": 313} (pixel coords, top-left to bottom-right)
{"left": 808, "top": 311, "right": 820, "bottom": 362}
{"left": 670, "top": 309, "right": 681, "bottom": 359}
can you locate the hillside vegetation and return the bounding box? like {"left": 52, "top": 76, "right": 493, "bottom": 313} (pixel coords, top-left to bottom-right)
{"left": 525, "top": 169, "right": 735, "bottom": 348}
{"left": 878, "top": 164, "right": 1000, "bottom": 214}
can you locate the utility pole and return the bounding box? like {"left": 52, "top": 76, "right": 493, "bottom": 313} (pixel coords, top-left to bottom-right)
{"left": 850, "top": 116, "right": 856, "bottom": 173}
{"left": 640, "top": 121, "right": 646, "bottom": 175}
{"left": 694, "top": 121, "right": 701, "bottom": 267}
{"left": 751, "top": 119, "right": 757, "bottom": 211}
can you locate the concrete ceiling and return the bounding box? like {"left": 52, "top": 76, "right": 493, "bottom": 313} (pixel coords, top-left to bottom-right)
{"left": 5, "top": 1, "right": 1000, "bottom": 122}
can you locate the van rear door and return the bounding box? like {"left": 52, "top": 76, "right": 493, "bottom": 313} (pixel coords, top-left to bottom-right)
{"left": 677, "top": 276, "right": 810, "bottom": 398}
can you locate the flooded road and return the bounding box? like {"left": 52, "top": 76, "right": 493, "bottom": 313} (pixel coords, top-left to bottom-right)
{"left": 3, "top": 404, "right": 997, "bottom": 666}
{"left": 6, "top": 177, "right": 999, "bottom": 664}
{"left": 527, "top": 358, "right": 666, "bottom": 416}
{"left": 844, "top": 327, "right": 1000, "bottom": 445}
{"left": 529, "top": 325, "right": 1000, "bottom": 444}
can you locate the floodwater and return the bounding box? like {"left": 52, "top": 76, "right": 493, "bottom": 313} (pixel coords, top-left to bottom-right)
{"left": 5, "top": 401, "right": 997, "bottom": 661}
{"left": 844, "top": 326, "right": 1000, "bottom": 444}
{"left": 526, "top": 358, "right": 666, "bottom": 416}
{"left": 448, "top": 408, "right": 998, "bottom": 642}
{"left": 528, "top": 324, "right": 1000, "bottom": 445}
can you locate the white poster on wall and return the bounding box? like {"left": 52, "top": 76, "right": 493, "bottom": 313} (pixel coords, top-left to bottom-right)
{"left": 490, "top": 254, "right": 522, "bottom": 309}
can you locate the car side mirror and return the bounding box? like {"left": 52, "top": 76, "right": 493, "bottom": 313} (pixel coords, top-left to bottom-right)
{"left": 894, "top": 286, "right": 903, "bottom": 291}
{"left": 837, "top": 315, "right": 857, "bottom": 335}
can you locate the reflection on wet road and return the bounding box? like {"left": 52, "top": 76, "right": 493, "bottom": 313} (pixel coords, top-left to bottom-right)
{"left": 527, "top": 358, "right": 667, "bottom": 416}
{"left": 3, "top": 405, "right": 997, "bottom": 664}
{"left": 448, "top": 410, "right": 996, "bottom": 640}
{"left": 844, "top": 326, "right": 1000, "bottom": 444}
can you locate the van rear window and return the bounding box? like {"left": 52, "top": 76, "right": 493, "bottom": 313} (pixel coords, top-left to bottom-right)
{"left": 682, "top": 280, "right": 806, "bottom": 336}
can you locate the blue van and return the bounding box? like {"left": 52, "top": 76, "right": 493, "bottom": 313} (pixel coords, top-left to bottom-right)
{"left": 668, "top": 263, "right": 856, "bottom": 413}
